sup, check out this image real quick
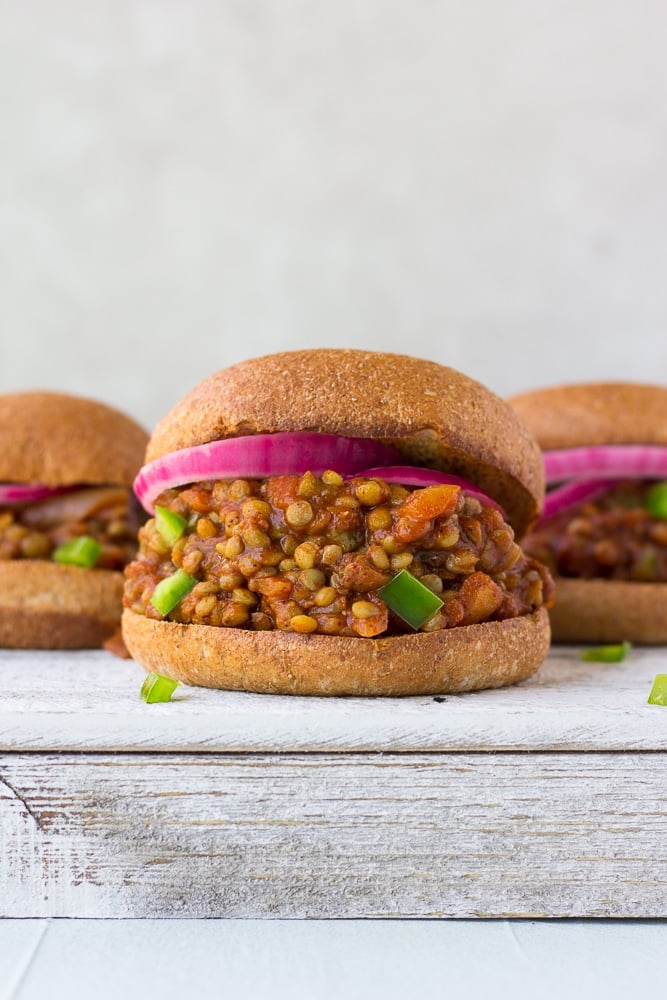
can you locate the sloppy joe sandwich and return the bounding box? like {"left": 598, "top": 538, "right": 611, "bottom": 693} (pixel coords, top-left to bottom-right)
{"left": 511, "top": 381, "right": 667, "bottom": 643}
{"left": 122, "top": 349, "right": 555, "bottom": 695}
{"left": 0, "top": 391, "right": 148, "bottom": 648}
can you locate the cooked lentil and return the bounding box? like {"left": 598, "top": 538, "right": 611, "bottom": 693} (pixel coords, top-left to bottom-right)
{"left": 0, "top": 487, "right": 141, "bottom": 570}
{"left": 523, "top": 481, "right": 667, "bottom": 582}
{"left": 124, "top": 472, "right": 554, "bottom": 636}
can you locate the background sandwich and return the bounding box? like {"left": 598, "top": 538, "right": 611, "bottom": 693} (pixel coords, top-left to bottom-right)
{"left": 0, "top": 391, "right": 148, "bottom": 648}
{"left": 123, "top": 349, "right": 555, "bottom": 695}
{"left": 510, "top": 381, "right": 667, "bottom": 643}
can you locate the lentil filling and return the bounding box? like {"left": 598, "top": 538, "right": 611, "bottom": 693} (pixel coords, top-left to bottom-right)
{"left": 523, "top": 481, "right": 667, "bottom": 582}
{"left": 124, "top": 472, "right": 555, "bottom": 637}
{"left": 0, "top": 487, "right": 142, "bottom": 570}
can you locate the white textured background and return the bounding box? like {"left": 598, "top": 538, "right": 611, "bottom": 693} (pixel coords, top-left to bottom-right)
{"left": 1, "top": 0, "right": 666, "bottom": 430}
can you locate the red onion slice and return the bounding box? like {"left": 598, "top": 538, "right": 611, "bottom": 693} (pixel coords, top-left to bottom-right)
{"left": 20, "top": 486, "right": 129, "bottom": 528}
{"left": 544, "top": 445, "right": 667, "bottom": 484}
{"left": 352, "top": 465, "right": 506, "bottom": 516}
{"left": 134, "top": 433, "right": 403, "bottom": 513}
{"left": 0, "top": 483, "right": 68, "bottom": 505}
{"left": 540, "top": 479, "right": 617, "bottom": 522}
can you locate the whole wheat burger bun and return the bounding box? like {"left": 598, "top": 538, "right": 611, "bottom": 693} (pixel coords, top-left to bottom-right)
{"left": 146, "top": 349, "right": 544, "bottom": 537}
{"left": 0, "top": 391, "right": 148, "bottom": 649}
{"left": 545, "top": 579, "right": 667, "bottom": 645}
{"left": 0, "top": 562, "right": 124, "bottom": 649}
{"left": 509, "top": 382, "right": 667, "bottom": 451}
{"left": 122, "top": 606, "right": 550, "bottom": 696}
{"left": 123, "top": 350, "right": 551, "bottom": 695}
{"left": 0, "top": 391, "right": 148, "bottom": 487}
{"left": 510, "top": 381, "right": 667, "bottom": 644}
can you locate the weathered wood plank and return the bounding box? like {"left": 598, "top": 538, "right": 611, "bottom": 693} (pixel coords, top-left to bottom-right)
{"left": 2, "top": 752, "right": 666, "bottom": 918}
{"left": 1, "top": 647, "right": 666, "bottom": 753}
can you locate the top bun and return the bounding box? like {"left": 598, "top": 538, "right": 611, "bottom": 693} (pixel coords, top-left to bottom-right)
{"left": 0, "top": 391, "right": 148, "bottom": 487}
{"left": 510, "top": 382, "right": 667, "bottom": 450}
{"left": 146, "top": 349, "right": 543, "bottom": 536}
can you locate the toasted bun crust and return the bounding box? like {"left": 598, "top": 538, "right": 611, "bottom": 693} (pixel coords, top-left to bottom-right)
{"left": 121, "top": 607, "right": 550, "bottom": 696}
{"left": 0, "top": 391, "right": 148, "bottom": 487}
{"left": 0, "top": 561, "right": 124, "bottom": 649}
{"left": 546, "top": 579, "right": 667, "bottom": 644}
{"left": 509, "top": 382, "right": 667, "bottom": 450}
{"left": 146, "top": 350, "right": 544, "bottom": 537}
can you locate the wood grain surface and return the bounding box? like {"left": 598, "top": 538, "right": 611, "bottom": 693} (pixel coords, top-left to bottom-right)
{"left": 2, "top": 752, "right": 666, "bottom": 918}
{"left": 1, "top": 647, "right": 666, "bottom": 752}
{"left": 2, "top": 646, "right": 666, "bottom": 918}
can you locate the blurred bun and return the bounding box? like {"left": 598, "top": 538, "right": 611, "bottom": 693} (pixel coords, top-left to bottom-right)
{"left": 510, "top": 382, "right": 667, "bottom": 450}
{"left": 0, "top": 561, "right": 124, "bottom": 649}
{"left": 0, "top": 390, "right": 148, "bottom": 487}
{"left": 542, "top": 579, "right": 667, "bottom": 645}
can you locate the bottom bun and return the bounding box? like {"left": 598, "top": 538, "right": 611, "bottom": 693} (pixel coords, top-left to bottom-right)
{"left": 0, "top": 561, "right": 124, "bottom": 649}
{"left": 121, "top": 607, "right": 550, "bottom": 696}
{"left": 548, "top": 578, "right": 667, "bottom": 644}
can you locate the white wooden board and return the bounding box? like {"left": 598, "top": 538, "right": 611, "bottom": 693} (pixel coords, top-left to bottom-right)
{"left": 1, "top": 646, "right": 666, "bottom": 918}
{"left": 1, "top": 647, "right": 666, "bottom": 752}
{"left": 3, "top": 752, "right": 667, "bottom": 918}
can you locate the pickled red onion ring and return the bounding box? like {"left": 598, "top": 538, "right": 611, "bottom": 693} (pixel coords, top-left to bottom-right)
{"left": 0, "top": 483, "right": 68, "bottom": 505}
{"left": 134, "top": 433, "right": 403, "bottom": 513}
{"left": 20, "top": 486, "right": 129, "bottom": 528}
{"left": 540, "top": 479, "right": 617, "bottom": 522}
{"left": 352, "top": 466, "right": 505, "bottom": 516}
{"left": 544, "top": 445, "right": 667, "bottom": 484}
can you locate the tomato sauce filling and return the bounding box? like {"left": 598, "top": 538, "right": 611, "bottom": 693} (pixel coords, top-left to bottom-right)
{"left": 523, "top": 481, "right": 667, "bottom": 582}
{"left": 124, "top": 472, "right": 555, "bottom": 637}
{"left": 0, "top": 487, "right": 142, "bottom": 570}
